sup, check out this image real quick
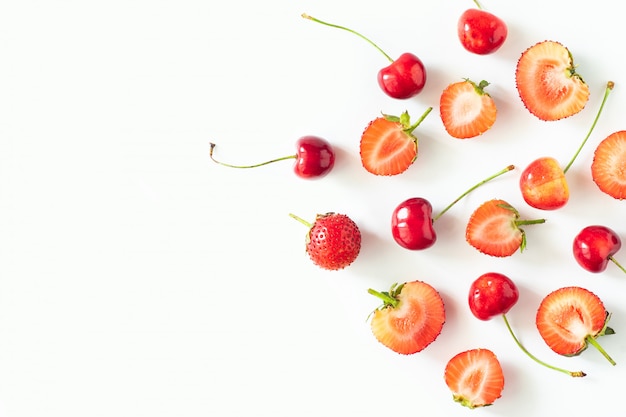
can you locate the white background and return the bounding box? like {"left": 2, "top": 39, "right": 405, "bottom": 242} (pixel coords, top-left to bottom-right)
{"left": 1, "top": 1, "right": 625, "bottom": 416}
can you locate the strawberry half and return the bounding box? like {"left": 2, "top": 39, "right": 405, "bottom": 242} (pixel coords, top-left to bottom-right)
{"left": 444, "top": 348, "right": 505, "bottom": 409}
{"left": 592, "top": 130, "right": 626, "bottom": 200}
{"left": 290, "top": 212, "right": 361, "bottom": 270}
{"left": 360, "top": 107, "right": 432, "bottom": 176}
{"left": 368, "top": 281, "right": 445, "bottom": 355}
{"left": 536, "top": 286, "right": 616, "bottom": 365}
{"left": 465, "top": 199, "right": 546, "bottom": 257}
{"left": 440, "top": 79, "right": 497, "bottom": 139}
{"left": 515, "top": 40, "right": 590, "bottom": 121}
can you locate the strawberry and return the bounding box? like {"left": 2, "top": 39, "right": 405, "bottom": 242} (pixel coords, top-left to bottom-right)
{"left": 368, "top": 281, "right": 445, "bottom": 355}
{"left": 465, "top": 199, "right": 546, "bottom": 257}
{"left": 536, "top": 286, "right": 616, "bottom": 365}
{"left": 360, "top": 107, "right": 432, "bottom": 176}
{"left": 591, "top": 130, "right": 626, "bottom": 200}
{"left": 515, "top": 40, "right": 590, "bottom": 121}
{"left": 439, "top": 79, "right": 497, "bottom": 139}
{"left": 289, "top": 212, "right": 361, "bottom": 270}
{"left": 444, "top": 348, "right": 505, "bottom": 409}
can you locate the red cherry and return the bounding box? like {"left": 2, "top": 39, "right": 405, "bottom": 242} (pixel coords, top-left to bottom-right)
{"left": 573, "top": 225, "right": 626, "bottom": 274}
{"left": 391, "top": 165, "right": 514, "bottom": 251}
{"left": 457, "top": 8, "right": 507, "bottom": 55}
{"left": 302, "top": 13, "right": 426, "bottom": 99}
{"left": 377, "top": 53, "right": 426, "bottom": 99}
{"left": 468, "top": 272, "right": 519, "bottom": 320}
{"left": 209, "top": 136, "right": 335, "bottom": 179}
{"left": 391, "top": 198, "right": 436, "bottom": 250}
{"left": 293, "top": 136, "right": 336, "bottom": 178}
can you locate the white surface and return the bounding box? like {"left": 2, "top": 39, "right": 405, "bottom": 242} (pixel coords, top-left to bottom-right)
{"left": 1, "top": 1, "right": 625, "bottom": 416}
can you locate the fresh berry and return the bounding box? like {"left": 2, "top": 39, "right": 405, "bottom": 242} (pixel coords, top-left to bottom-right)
{"left": 368, "top": 281, "right": 445, "bottom": 355}
{"left": 444, "top": 348, "right": 504, "bottom": 409}
{"left": 209, "top": 136, "right": 335, "bottom": 179}
{"left": 457, "top": 1, "right": 507, "bottom": 55}
{"left": 439, "top": 79, "right": 497, "bottom": 139}
{"left": 519, "top": 81, "right": 613, "bottom": 210}
{"left": 465, "top": 199, "right": 545, "bottom": 257}
{"left": 289, "top": 212, "right": 361, "bottom": 270}
{"left": 391, "top": 165, "right": 513, "bottom": 250}
{"left": 515, "top": 40, "right": 589, "bottom": 121}
{"left": 573, "top": 225, "right": 626, "bottom": 274}
{"left": 536, "top": 286, "right": 616, "bottom": 365}
{"left": 469, "top": 273, "right": 585, "bottom": 377}
{"left": 592, "top": 130, "right": 626, "bottom": 199}
{"left": 302, "top": 13, "right": 426, "bottom": 99}
{"left": 360, "top": 108, "right": 432, "bottom": 176}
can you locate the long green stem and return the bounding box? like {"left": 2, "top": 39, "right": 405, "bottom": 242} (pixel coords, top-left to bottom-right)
{"left": 289, "top": 213, "right": 313, "bottom": 228}
{"left": 502, "top": 314, "right": 586, "bottom": 377}
{"left": 472, "top": 0, "right": 483, "bottom": 9}
{"left": 210, "top": 143, "right": 296, "bottom": 169}
{"left": 562, "top": 81, "right": 614, "bottom": 174}
{"left": 367, "top": 288, "right": 399, "bottom": 308}
{"left": 301, "top": 13, "right": 393, "bottom": 62}
{"left": 433, "top": 165, "right": 515, "bottom": 221}
{"left": 586, "top": 335, "right": 616, "bottom": 365}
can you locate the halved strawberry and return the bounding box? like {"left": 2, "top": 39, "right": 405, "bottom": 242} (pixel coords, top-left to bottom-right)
{"left": 440, "top": 79, "right": 497, "bottom": 139}
{"left": 444, "top": 348, "right": 504, "bottom": 409}
{"left": 368, "top": 281, "right": 445, "bottom": 355}
{"left": 536, "top": 286, "right": 616, "bottom": 365}
{"left": 465, "top": 199, "right": 545, "bottom": 257}
{"left": 515, "top": 40, "right": 589, "bottom": 121}
{"left": 360, "top": 107, "right": 432, "bottom": 176}
{"left": 591, "top": 130, "right": 626, "bottom": 199}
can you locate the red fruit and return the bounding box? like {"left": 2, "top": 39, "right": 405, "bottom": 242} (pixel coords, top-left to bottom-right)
{"left": 209, "top": 136, "right": 335, "bottom": 179}
{"left": 290, "top": 212, "right": 361, "bottom": 270}
{"left": 592, "top": 130, "right": 626, "bottom": 199}
{"left": 515, "top": 40, "right": 589, "bottom": 121}
{"left": 444, "top": 348, "right": 504, "bottom": 409}
{"left": 519, "top": 156, "right": 568, "bottom": 210}
{"left": 519, "top": 81, "right": 614, "bottom": 210}
{"left": 573, "top": 225, "right": 626, "bottom": 274}
{"left": 536, "top": 286, "right": 616, "bottom": 365}
{"left": 465, "top": 199, "right": 545, "bottom": 257}
{"left": 439, "top": 79, "right": 497, "bottom": 139}
{"left": 391, "top": 165, "right": 514, "bottom": 250}
{"left": 368, "top": 281, "right": 445, "bottom": 355}
{"left": 360, "top": 108, "right": 432, "bottom": 176}
{"left": 457, "top": 7, "right": 507, "bottom": 55}
{"left": 468, "top": 272, "right": 518, "bottom": 321}
{"left": 302, "top": 13, "right": 426, "bottom": 99}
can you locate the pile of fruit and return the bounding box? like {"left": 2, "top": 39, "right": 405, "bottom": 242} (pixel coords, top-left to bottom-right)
{"left": 210, "top": 1, "right": 624, "bottom": 409}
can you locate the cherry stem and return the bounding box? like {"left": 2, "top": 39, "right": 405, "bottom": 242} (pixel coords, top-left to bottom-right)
{"left": 585, "top": 334, "right": 616, "bottom": 366}
{"left": 210, "top": 142, "right": 296, "bottom": 169}
{"left": 609, "top": 256, "right": 626, "bottom": 274}
{"left": 472, "top": 0, "right": 483, "bottom": 9}
{"left": 501, "top": 314, "right": 586, "bottom": 377}
{"left": 433, "top": 165, "right": 515, "bottom": 221}
{"left": 562, "top": 81, "right": 614, "bottom": 174}
{"left": 301, "top": 13, "right": 393, "bottom": 63}
{"left": 289, "top": 213, "right": 313, "bottom": 228}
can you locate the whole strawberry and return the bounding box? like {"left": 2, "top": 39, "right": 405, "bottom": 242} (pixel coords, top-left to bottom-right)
{"left": 290, "top": 212, "right": 361, "bottom": 270}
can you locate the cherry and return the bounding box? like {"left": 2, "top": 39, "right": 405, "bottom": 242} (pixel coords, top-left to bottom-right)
{"left": 520, "top": 81, "right": 613, "bottom": 210}
{"left": 302, "top": 13, "right": 426, "bottom": 99}
{"left": 458, "top": 0, "right": 507, "bottom": 55}
{"left": 209, "top": 136, "right": 335, "bottom": 179}
{"left": 573, "top": 225, "right": 626, "bottom": 274}
{"left": 469, "top": 272, "right": 585, "bottom": 377}
{"left": 391, "top": 165, "right": 514, "bottom": 250}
